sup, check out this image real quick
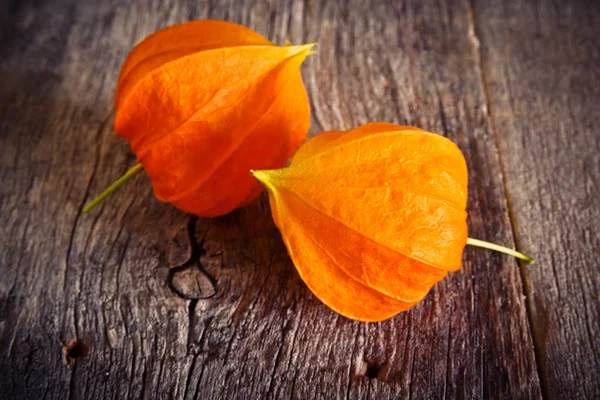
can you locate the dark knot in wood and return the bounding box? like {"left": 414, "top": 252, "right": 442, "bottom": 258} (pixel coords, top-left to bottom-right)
{"left": 361, "top": 357, "right": 389, "bottom": 381}
{"left": 63, "top": 338, "right": 89, "bottom": 367}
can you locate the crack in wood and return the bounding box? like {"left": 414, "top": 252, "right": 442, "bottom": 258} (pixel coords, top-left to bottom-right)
{"left": 167, "top": 216, "right": 217, "bottom": 300}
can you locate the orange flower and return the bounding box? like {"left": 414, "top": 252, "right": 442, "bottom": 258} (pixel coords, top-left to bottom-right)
{"left": 83, "top": 23, "right": 533, "bottom": 320}
{"left": 112, "top": 20, "right": 314, "bottom": 216}
{"left": 253, "top": 123, "right": 470, "bottom": 321}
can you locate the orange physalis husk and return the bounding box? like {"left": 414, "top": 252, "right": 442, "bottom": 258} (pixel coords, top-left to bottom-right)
{"left": 114, "top": 20, "right": 314, "bottom": 217}
{"left": 252, "top": 123, "right": 469, "bottom": 322}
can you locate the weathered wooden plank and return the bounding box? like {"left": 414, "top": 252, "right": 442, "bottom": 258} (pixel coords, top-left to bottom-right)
{"left": 473, "top": 1, "right": 600, "bottom": 398}
{"left": 0, "top": 2, "right": 192, "bottom": 400}
{"left": 0, "top": 0, "right": 549, "bottom": 398}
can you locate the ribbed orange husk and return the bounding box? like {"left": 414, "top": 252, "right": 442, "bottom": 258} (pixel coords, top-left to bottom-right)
{"left": 254, "top": 123, "right": 469, "bottom": 322}
{"left": 114, "top": 20, "right": 312, "bottom": 216}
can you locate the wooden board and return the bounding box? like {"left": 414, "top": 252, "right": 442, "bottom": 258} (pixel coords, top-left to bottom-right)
{"left": 473, "top": 1, "right": 600, "bottom": 398}
{"left": 0, "top": 0, "right": 597, "bottom": 398}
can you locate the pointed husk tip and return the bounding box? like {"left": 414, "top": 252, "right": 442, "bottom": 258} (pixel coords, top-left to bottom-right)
{"left": 251, "top": 169, "right": 282, "bottom": 193}
{"left": 284, "top": 42, "right": 318, "bottom": 57}
{"left": 250, "top": 169, "right": 268, "bottom": 182}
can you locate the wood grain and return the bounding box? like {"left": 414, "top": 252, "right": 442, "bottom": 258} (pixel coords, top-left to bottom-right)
{"left": 473, "top": 1, "right": 600, "bottom": 398}
{"left": 0, "top": 0, "right": 596, "bottom": 398}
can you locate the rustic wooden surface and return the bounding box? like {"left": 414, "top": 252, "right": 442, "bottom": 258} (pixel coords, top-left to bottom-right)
{"left": 0, "top": 0, "right": 598, "bottom": 398}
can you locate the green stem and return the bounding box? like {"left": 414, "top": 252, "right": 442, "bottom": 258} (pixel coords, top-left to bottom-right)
{"left": 82, "top": 163, "right": 144, "bottom": 214}
{"left": 467, "top": 237, "right": 534, "bottom": 263}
